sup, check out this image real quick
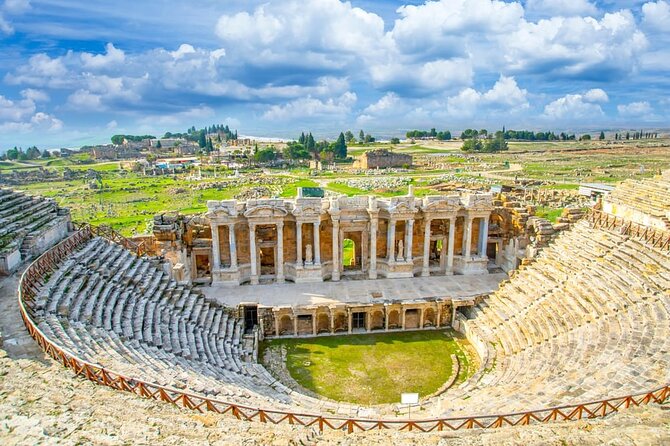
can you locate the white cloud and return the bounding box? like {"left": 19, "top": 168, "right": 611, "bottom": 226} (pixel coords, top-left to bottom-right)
{"left": 391, "top": 0, "right": 524, "bottom": 55}
{"left": 0, "top": 93, "right": 61, "bottom": 133}
{"left": 3, "top": 0, "right": 31, "bottom": 14}
{"left": 525, "top": 0, "right": 598, "bottom": 17}
{"left": 503, "top": 11, "right": 647, "bottom": 78}
{"left": 0, "top": 94, "right": 35, "bottom": 121}
{"left": 67, "top": 89, "right": 103, "bottom": 109}
{"left": 262, "top": 92, "right": 357, "bottom": 121}
{"left": 617, "top": 101, "right": 653, "bottom": 116}
{"left": 170, "top": 43, "right": 196, "bottom": 60}
{"left": 20, "top": 88, "right": 49, "bottom": 102}
{"left": 0, "top": 14, "right": 12, "bottom": 34}
{"left": 106, "top": 120, "right": 118, "bottom": 130}
{"left": 642, "top": 1, "right": 670, "bottom": 32}
{"left": 216, "top": 0, "right": 386, "bottom": 60}
{"left": 370, "top": 58, "right": 473, "bottom": 94}
{"left": 81, "top": 43, "right": 125, "bottom": 69}
{"left": 446, "top": 76, "right": 529, "bottom": 117}
{"left": 583, "top": 88, "right": 609, "bottom": 103}
{"left": 543, "top": 90, "right": 608, "bottom": 119}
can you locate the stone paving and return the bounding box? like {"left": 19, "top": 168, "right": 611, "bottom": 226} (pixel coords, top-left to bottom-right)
{"left": 204, "top": 273, "right": 506, "bottom": 307}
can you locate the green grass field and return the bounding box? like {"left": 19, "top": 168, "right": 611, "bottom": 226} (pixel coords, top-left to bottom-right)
{"left": 263, "top": 330, "right": 473, "bottom": 405}
{"left": 342, "top": 238, "right": 354, "bottom": 266}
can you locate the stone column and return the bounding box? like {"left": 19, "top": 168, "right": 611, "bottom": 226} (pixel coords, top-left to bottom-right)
{"left": 447, "top": 217, "right": 456, "bottom": 273}
{"left": 366, "top": 311, "right": 371, "bottom": 332}
{"left": 479, "top": 217, "right": 489, "bottom": 258}
{"left": 274, "top": 312, "right": 280, "bottom": 337}
{"left": 293, "top": 314, "right": 298, "bottom": 336}
{"left": 405, "top": 218, "right": 414, "bottom": 262}
{"left": 313, "top": 221, "right": 321, "bottom": 265}
{"left": 347, "top": 311, "right": 352, "bottom": 334}
{"left": 419, "top": 308, "right": 424, "bottom": 329}
{"left": 228, "top": 223, "right": 237, "bottom": 269}
{"left": 436, "top": 305, "right": 442, "bottom": 328}
{"left": 296, "top": 221, "right": 303, "bottom": 268}
{"left": 387, "top": 220, "right": 396, "bottom": 263}
{"left": 422, "top": 218, "right": 431, "bottom": 276}
{"left": 369, "top": 217, "right": 378, "bottom": 279}
{"left": 401, "top": 308, "right": 406, "bottom": 330}
{"left": 249, "top": 223, "right": 259, "bottom": 285}
{"left": 312, "top": 311, "right": 317, "bottom": 336}
{"left": 463, "top": 216, "right": 472, "bottom": 259}
{"left": 330, "top": 311, "right": 335, "bottom": 334}
{"left": 332, "top": 219, "right": 340, "bottom": 281}
{"left": 211, "top": 224, "right": 221, "bottom": 270}
{"left": 385, "top": 308, "right": 389, "bottom": 331}
{"left": 276, "top": 221, "right": 285, "bottom": 283}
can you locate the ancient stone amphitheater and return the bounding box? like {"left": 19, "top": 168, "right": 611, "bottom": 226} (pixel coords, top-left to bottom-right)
{"left": 5, "top": 173, "right": 670, "bottom": 442}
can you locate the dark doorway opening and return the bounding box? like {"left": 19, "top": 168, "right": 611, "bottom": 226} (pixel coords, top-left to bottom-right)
{"left": 243, "top": 305, "right": 258, "bottom": 333}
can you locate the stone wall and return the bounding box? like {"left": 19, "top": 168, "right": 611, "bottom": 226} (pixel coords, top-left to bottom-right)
{"left": 353, "top": 149, "right": 412, "bottom": 169}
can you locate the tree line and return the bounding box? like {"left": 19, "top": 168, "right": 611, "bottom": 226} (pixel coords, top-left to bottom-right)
{"left": 406, "top": 129, "right": 452, "bottom": 140}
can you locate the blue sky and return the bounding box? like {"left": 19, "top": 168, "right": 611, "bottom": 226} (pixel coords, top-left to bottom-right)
{"left": 0, "top": 0, "right": 669, "bottom": 149}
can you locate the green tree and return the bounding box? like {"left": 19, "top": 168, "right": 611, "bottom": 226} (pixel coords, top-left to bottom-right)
{"left": 359, "top": 130, "right": 365, "bottom": 143}
{"left": 599, "top": 131, "right": 605, "bottom": 140}
{"left": 254, "top": 147, "right": 278, "bottom": 163}
{"left": 156, "top": 140, "right": 162, "bottom": 149}
{"left": 390, "top": 137, "right": 400, "bottom": 144}
{"left": 461, "top": 139, "right": 483, "bottom": 152}
{"left": 6, "top": 147, "right": 19, "bottom": 160}
{"left": 333, "top": 132, "right": 347, "bottom": 159}
{"left": 344, "top": 130, "right": 355, "bottom": 143}
{"left": 198, "top": 131, "right": 207, "bottom": 148}
{"left": 284, "top": 142, "right": 310, "bottom": 160}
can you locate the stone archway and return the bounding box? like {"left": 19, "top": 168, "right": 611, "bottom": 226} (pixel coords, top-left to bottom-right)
{"left": 423, "top": 308, "right": 436, "bottom": 327}
{"left": 387, "top": 310, "right": 400, "bottom": 329}
{"left": 278, "top": 315, "right": 292, "bottom": 335}
{"left": 370, "top": 310, "right": 384, "bottom": 330}
{"left": 333, "top": 312, "right": 347, "bottom": 332}
{"left": 316, "top": 312, "right": 330, "bottom": 334}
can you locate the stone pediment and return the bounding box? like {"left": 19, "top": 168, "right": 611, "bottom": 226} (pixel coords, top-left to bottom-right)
{"left": 292, "top": 198, "right": 323, "bottom": 218}
{"left": 244, "top": 204, "right": 289, "bottom": 219}
{"left": 206, "top": 200, "right": 238, "bottom": 219}
{"left": 422, "top": 196, "right": 461, "bottom": 213}
{"left": 463, "top": 193, "right": 494, "bottom": 212}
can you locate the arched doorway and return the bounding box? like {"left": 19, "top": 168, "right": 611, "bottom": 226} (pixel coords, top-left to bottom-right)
{"left": 278, "top": 315, "right": 292, "bottom": 335}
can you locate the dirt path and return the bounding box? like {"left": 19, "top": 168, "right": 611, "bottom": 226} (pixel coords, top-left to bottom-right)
{"left": 0, "top": 271, "right": 46, "bottom": 361}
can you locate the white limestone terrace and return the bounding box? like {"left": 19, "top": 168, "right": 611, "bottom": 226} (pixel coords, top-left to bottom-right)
{"left": 205, "top": 274, "right": 506, "bottom": 307}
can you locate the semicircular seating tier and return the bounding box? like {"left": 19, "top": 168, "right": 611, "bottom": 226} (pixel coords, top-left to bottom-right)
{"left": 28, "top": 190, "right": 670, "bottom": 420}
{"left": 0, "top": 188, "right": 70, "bottom": 274}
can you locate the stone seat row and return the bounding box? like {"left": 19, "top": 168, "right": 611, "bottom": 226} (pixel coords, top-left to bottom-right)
{"left": 443, "top": 219, "right": 670, "bottom": 418}
{"left": 32, "top": 236, "right": 354, "bottom": 415}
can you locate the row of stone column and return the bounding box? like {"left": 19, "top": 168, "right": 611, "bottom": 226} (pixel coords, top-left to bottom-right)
{"left": 211, "top": 215, "right": 489, "bottom": 282}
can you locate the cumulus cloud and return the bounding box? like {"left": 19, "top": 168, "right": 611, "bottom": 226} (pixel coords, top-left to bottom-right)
{"left": 543, "top": 89, "right": 609, "bottom": 119}
{"left": 81, "top": 43, "right": 125, "bottom": 69}
{"left": 262, "top": 92, "right": 357, "bottom": 121}
{"left": 215, "top": 0, "right": 386, "bottom": 63}
{"left": 447, "top": 76, "right": 529, "bottom": 118}
{"left": 617, "top": 101, "right": 653, "bottom": 116}
{"left": 503, "top": 11, "right": 648, "bottom": 79}
{"left": 642, "top": 1, "right": 670, "bottom": 32}
{"left": 0, "top": 93, "right": 62, "bottom": 133}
